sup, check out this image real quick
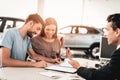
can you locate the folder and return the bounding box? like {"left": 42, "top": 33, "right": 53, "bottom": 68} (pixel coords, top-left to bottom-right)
{"left": 45, "top": 65, "right": 77, "bottom": 74}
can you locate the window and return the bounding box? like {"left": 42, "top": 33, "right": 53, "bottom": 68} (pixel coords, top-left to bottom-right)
{"left": 59, "top": 27, "right": 71, "bottom": 34}
{"left": 79, "top": 28, "right": 87, "bottom": 34}
{"left": 4, "top": 20, "right": 13, "bottom": 31}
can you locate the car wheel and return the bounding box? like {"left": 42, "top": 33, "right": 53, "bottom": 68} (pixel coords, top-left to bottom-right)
{"left": 90, "top": 46, "right": 100, "bottom": 58}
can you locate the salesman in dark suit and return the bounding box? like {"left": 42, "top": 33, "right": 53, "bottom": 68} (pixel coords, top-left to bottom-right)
{"left": 69, "top": 13, "right": 120, "bottom": 80}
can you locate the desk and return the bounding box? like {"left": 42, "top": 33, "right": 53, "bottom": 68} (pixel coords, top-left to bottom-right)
{"left": 0, "top": 67, "right": 85, "bottom": 80}
{"left": 1, "top": 67, "right": 54, "bottom": 80}
{"left": 0, "top": 58, "right": 99, "bottom": 80}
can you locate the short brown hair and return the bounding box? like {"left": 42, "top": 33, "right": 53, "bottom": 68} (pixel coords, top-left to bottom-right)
{"left": 107, "top": 13, "right": 120, "bottom": 30}
{"left": 25, "top": 13, "right": 44, "bottom": 27}
{"left": 25, "top": 13, "right": 45, "bottom": 38}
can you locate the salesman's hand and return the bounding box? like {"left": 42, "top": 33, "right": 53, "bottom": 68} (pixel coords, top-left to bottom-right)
{"left": 33, "top": 61, "right": 47, "bottom": 68}
{"left": 68, "top": 60, "right": 80, "bottom": 69}
{"left": 66, "top": 48, "right": 72, "bottom": 59}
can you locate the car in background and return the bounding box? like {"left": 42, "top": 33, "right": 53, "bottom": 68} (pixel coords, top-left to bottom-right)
{"left": 0, "top": 16, "right": 25, "bottom": 41}
{"left": 58, "top": 25, "right": 102, "bottom": 58}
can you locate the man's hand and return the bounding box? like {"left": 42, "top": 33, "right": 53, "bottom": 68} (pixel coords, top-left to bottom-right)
{"left": 68, "top": 60, "right": 80, "bottom": 69}
{"left": 33, "top": 61, "right": 47, "bottom": 68}
{"left": 66, "top": 48, "right": 72, "bottom": 59}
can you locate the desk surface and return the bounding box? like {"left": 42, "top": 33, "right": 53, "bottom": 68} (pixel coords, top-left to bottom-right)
{"left": 1, "top": 67, "right": 54, "bottom": 80}
{"left": 0, "top": 58, "right": 100, "bottom": 80}
{"left": 0, "top": 67, "right": 85, "bottom": 80}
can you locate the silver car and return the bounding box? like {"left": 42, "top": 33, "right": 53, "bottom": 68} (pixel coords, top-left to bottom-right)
{"left": 58, "top": 25, "right": 102, "bottom": 57}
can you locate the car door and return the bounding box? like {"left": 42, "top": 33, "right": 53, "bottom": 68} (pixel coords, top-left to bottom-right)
{"left": 59, "top": 26, "right": 86, "bottom": 48}
{"left": 65, "top": 26, "right": 82, "bottom": 47}
{"left": 74, "top": 26, "right": 101, "bottom": 48}
{"left": 69, "top": 26, "right": 90, "bottom": 48}
{"left": 59, "top": 26, "right": 74, "bottom": 47}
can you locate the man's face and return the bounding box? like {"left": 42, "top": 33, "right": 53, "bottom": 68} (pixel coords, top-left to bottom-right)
{"left": 103, "top": 22, "right": 119, "bottom": 45}
{"left": 31, "top": 23, "right": 42, "bottom": 36}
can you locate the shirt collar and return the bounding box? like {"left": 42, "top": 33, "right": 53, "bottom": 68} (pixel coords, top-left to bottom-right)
{"left": 117, "top": 44, "right": 120, "bottom": 49}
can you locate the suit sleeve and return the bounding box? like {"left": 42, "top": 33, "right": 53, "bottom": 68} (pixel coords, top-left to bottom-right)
{"left": 76, "top": 49, "right": 120, "bottom": 80}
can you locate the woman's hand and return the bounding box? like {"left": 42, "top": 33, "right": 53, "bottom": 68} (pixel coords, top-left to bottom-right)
{"left": 51, "top": 58, "right": 61, "bottom": 64}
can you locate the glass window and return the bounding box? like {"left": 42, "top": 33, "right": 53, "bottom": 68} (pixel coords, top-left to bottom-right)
{"left": 4, "top": 20, "right": 13, "bottom": 31}
{"left": 79, "top": 27, "right": 88, "bottom": 34}
{"left": 59, "top": 27, "right": 71, "bottom": 34}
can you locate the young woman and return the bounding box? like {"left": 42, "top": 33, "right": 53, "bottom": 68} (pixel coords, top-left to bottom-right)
{"left": 30, "top": 17, "right": 71, "bottom": 64}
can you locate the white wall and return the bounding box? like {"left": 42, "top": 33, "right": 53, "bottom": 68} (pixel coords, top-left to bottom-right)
{"left": 83, "top": 0, "right": 120, "bottom": 28}
{"left": 0, "top": 0, "right": 38, "bottom": 19}
{"left": 1, "top": 0, "right": 120, "bottom": 28}
{"left": 43, "top": 0, "right": 83, "bottom": 28}
{"left": 41, "top": 0, "right": 120, "bottom": 28}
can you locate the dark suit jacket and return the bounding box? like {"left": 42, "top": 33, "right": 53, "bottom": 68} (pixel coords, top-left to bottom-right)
{"left": 77, "top": 48, "right": 120, "bottom": 80}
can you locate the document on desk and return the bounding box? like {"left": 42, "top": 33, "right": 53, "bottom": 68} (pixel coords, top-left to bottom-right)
{"left": 45, "top": 58, "right": 100, "bottom": 73}
{"left": 45, "top": 65, "right": 77, "bottom": 73}
{"left": 45, "top": 59, "right": 77, "bottom": 73}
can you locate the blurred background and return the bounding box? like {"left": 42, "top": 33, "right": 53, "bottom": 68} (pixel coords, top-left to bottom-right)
{"left": 0, "top": 0, "right": 120, "bottom": 29}
{"left": 0, "top": 0, "right": 119, "bottom": 59}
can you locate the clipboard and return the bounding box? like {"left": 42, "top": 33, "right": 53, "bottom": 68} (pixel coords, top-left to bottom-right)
{"left": 45, "top": 65, "right": 77, "bottom": 74}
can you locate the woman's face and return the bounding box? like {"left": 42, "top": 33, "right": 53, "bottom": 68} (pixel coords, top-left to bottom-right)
{"left": 44, "top": 24, "right": 56, "bottom": 39}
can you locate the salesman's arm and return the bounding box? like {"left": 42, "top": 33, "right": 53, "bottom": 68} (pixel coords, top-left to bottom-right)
{"left": 69, "top": 49, "right": 120, "bottom": 80}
